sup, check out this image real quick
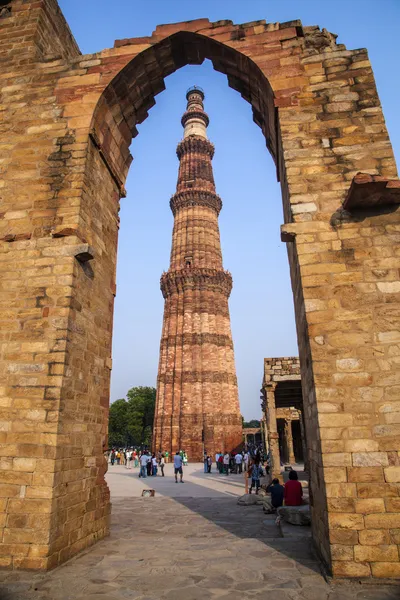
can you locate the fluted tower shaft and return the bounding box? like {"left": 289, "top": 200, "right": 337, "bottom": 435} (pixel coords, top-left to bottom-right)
{"left": 153, "top": 87, "right": 242, "bottom": 461}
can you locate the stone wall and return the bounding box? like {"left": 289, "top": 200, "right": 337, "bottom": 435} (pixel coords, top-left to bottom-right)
{"left": 0, "top": 0, "right": 399, "bottom": 578}
{"left": 263, "top": 357, "right": 301, "bottom": 383}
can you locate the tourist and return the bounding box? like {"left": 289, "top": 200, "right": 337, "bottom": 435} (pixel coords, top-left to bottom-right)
{"left": 249, "top": 458, "right": 263, "bottom": 495}
{"left": 126, "top": 448, "right": 132, "bottom": 469}
{"left": 218, "top": 453, "right": 224, "bottom": 474}
{"left": 174, "top": 451, "right": 184, "bottom": 483}
{"left": 207, "top": 455, "right": 212, "bottom": 473}
{"left": 264, "top": 478, "right": 284, "bottom": 513}
{"left": 215, "top": 451, "right": 220, "bottom": 471}
{"left": 223, "top": 451, "right": 230, "bottom": 475}
{"left": 183, "top": 451, "right": 188, "bottom": 466}
{"left": 133, "top": 450, "right": 139, "bottom": 468}
{"left": 243, "top": 451, "right": 250, "bottom": 472}
{"left": 139, "top": 451, "right": 148, "bottom": 478}
{"left": 120, "top": 449, "right": 125, "bottom": 466}
{"left": 151, "top": 453, "right": 158, "bottom": 476}
{"left": 203, "top": 451, "right": 208, "bottom": 473}
{"left": 110, "top": 449, "right": 116, "bottom": 466}
{"left": 165, "top": 451, "right": 169, "bottom": 464}
{"left": 235, "top": 452, "right": 243, "bottom": 474}
{"left": 284, "top": 470, "right": 303, "bottom": 506}
{"left": 146, "top": 453, "right": 152, "bottom": 477}
{"left": 230, "top": 452, "right": 235, "bottom": 473}
{"left": 159, "top": 453, "right": 165, "bottom": 477}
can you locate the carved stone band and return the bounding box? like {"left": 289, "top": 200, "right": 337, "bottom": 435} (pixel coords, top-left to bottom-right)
{"left": 160, "top": 333, "right": 234, "bottom": 349}
{"left": 176, "top": 136, "right": 215, "bottom": 159}
{"left": 170, "top": 190, "right": 222, "bottom": 216}
{"left": 158, "top": 371, "right": 238, "bottom": 385}
{"left": 160, "top": 267, "right": 232, "bottom": 299}
{"left": 181, "top": 109, "right": 210, "bottom": 129}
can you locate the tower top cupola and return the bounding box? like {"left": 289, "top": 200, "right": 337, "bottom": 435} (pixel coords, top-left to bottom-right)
{"left": 181, "top": 86, "right": 209, "bottom": 140}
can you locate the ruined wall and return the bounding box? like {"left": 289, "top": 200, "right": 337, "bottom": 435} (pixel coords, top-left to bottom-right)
{"left": 0, "top": 0, "right": 399, "bottom": 578}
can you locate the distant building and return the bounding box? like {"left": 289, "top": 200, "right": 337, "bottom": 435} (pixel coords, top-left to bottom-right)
{"left": 261, "top": 357, "right": 307, "bottom": 478}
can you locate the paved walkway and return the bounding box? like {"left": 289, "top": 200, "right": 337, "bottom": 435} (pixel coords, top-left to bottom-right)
{"left": 0, "top": 463, "right": 399, "bottom": 599}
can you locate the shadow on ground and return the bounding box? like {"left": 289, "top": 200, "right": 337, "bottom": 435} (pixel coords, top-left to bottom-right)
{"left": 0, "top": 468, "right": 399, "bottom": 600}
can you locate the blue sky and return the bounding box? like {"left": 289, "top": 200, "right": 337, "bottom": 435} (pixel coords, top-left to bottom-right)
{"left": 59, "top": 0, "right": 400, "bottom": 420}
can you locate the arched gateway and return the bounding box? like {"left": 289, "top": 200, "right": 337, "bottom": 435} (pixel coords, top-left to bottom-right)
{"left": 0, "top": 0, "right": 399, "bottom": 579}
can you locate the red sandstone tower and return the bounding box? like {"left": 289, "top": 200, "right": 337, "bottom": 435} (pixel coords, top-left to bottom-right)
{"left": 153, "top": 87, "right": 242, "bottom": 461}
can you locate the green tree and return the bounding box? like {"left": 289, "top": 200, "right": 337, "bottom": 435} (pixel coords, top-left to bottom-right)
{"left": 108, "top": 386, "right": 156, "bottom": 448}
{"left": 108, "top": 398, "right": 128, "bottom": 446}
{"left": 243, "top": 419, "right": 261, "bottom": 428}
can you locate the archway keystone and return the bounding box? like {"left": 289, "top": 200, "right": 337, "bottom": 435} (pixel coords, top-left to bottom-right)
{"left": 0, "top": 0, "right": 399, "bottom": 579}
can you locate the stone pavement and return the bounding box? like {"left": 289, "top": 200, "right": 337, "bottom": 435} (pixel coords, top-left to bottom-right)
{"left": 0, "top": 463, "right": 399, "bottom": 599}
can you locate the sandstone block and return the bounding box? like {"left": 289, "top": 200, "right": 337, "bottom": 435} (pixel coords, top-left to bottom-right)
{"left": 359, "top": 529, "right": 390, "bottom": 545}
{"left": 328, "top": 513, "right": 364, "bottom": 530}
{"left": 385, "top": 498, "right": 400, "bottom": 512}
{"left": 344, "top": 439, "right": 379, "bottom": 452}
{"left": 352, "top": 453, "right": 389, "bottom": 467}
{"left": 384, "top": 466, "right": 400, "bottom": 482}
{"left": 357, "top": 483, "right": 398, "bottom": 498}
{"left": 348, "top": 467, "right": 384, "bottom": 483}
{"left": 329, "top": 529, "right": 358, "bottom": 545}
{"left": 323, "top": 453, "right": 352, "bottom": 467}
{"left": 371, "top": 562, "right": 400, "bottom": 578}
{"left": 328, "top": 498, "right": 355, "bottom": 512}
{"left": 354, "top": 545, "right": 399, "bottom": 562}
{"left": 331, "top": 544, "right": 354, "bottom": 560}
{"left": 323, "top": 467, "right": 347, "bottom": 483}
{"left": 355, "top": 498, "right": 385, "bottom": 514}
{"left": 325, "top": 483, "right": 357, "bottom": 498}
{"left": 13, "top": 458, "right": 36, "bottom": 471}
{"left": 332, "top": 561, "right": 371, "bottom": 577}
{"left": 365, "top": 513, "right": 400, "bottom": 529}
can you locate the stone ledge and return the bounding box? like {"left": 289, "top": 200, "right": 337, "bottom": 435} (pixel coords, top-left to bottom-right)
{"left": 343, "top": 173, "right": 400, "bottom": 210}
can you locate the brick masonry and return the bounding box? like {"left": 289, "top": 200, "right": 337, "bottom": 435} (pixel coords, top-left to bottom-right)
{"left": 153, "top": 89, "right": 242, "bottom": 461}
{"left": 0, "top": 0, "right": 399, "bottom": 578}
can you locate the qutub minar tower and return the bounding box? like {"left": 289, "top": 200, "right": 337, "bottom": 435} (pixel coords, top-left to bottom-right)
{"left": 153, "top": 87, "right": 242, "bottom": 461}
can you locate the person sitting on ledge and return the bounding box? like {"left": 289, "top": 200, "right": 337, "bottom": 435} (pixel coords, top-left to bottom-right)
{"left": 266, "top": 478, "right": 284, "bottom": 511}
{"left": 284, "top": 470, "right": 303, "bottom": 506}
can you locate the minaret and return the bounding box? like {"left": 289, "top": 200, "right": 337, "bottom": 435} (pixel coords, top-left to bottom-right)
{"left": 153, "top": 87, "right": 242, "bottom": 461}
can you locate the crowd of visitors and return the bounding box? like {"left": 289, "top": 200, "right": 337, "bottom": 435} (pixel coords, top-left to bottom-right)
{"left": 106, "top": 446, "right": 303, "bottom": 510}
{"left": 106, "top": 448, "right": 187, "bottom": 479}
{"left": 205, "top": 449, "right": 266, "bottom": 476}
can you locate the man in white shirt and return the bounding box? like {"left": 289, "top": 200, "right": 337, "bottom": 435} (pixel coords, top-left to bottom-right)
{"left": 174, "top": 451, "right": 184, "bottom": 483}
{"left": 235, "top": 452, "right": 243, "bottom": 474}
{"left": 139, "top": 452, "right": 148, "bottom": 478}
{"left": 215, "top": 452, "right": 220, "bottom": 473}
{"left": 223, "top": 452, "right": 230, "bottom": 476}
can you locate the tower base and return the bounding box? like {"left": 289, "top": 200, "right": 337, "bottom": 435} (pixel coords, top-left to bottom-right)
{"left": 153, "top": 414, "right": 243, "bottom": 462}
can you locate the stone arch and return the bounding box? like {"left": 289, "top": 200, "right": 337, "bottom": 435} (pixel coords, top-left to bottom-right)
{"left": 89, "top": 30, "right": 279, "bottom": 194}
{"left": 1, "top": 2, "right": 400, "bottom": 579}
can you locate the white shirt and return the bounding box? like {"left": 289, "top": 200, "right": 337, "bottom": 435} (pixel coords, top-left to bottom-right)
{"left": 235, "top": 453, "right": 243, "bottom": 464}
{"left": 223, "top": 453, "right": 230, "bottom": 465}
{"left": 215, "top": 453, "right": 220, "bottom": 462}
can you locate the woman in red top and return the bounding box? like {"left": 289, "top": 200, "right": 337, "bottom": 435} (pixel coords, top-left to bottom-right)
{"left": 284, "top": 470, "right": 303, "bottom": 506}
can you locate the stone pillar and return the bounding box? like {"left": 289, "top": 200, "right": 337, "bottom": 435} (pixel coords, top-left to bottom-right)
{"left": 298, "top": 411, "right": 308, "bottom": 472}
{"left": 261, "top": 418, "right": 269, "bottom": 451}
{"left": 264, "top": 384, "right": 281, "bottom": 480}
{"left": 285, "top": 419, "right": 296, "bottom": 464}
